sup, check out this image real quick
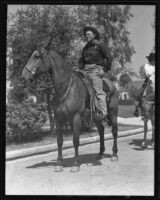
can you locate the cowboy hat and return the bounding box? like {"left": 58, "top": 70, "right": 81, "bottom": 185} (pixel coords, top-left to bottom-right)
{"left": 83, "top": 26, "right": 100, "bottom": 40}
{"left": 146, "top": 52, "right": 155, "bottom": 61}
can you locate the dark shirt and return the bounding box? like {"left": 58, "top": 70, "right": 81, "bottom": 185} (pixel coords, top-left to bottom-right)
{"left": 78, "top": 40, "right": 112, "bottom": 72}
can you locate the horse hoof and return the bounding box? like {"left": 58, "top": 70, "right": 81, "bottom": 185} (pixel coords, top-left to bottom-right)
{"left": 70, "top": 166, "right": 80, "bottom": 173}
{"left": 54, "top": 165, "right": 63, "bottom": 172}
{"left": 111, "top": 155, "right": 118, "bottom": 161}
{"left": 148, "top": 143, "right": 154, "bottom": 148}
{"left": 150, "top": 140, "right": 154, "bottom": 147}
{"left": 93, "top": 160, "right": 102, "bottom": 165}
{"left": 97, "top": 154, "right": 104, "bottom": 160}
{"left": 142, "top": 142, "right": 147, "bottom": 148}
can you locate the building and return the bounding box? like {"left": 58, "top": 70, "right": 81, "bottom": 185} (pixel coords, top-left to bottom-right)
{"left": 119, "top": 80, "right": 144, "bottom": 100}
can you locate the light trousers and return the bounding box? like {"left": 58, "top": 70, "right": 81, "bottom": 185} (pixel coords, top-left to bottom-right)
{"left": 84, "top": 64, "right": 107, "bottom": 115}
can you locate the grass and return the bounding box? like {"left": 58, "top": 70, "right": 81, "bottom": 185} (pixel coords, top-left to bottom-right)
{"left": 6, "top": 105, "right": 139, "bottom": 152}
{"left": 6, "top": 124, "right": 143, "bottom": 152}
{"left": 118, "top": 105, "right": 135, "bottom": 118}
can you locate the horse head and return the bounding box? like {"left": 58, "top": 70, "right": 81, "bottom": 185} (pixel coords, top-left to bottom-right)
{"left": 21, "top": 47, "right": 50, "bottom": 83}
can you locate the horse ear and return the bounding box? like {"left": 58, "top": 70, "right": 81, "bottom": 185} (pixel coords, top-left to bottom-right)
{"left": 44, "top": 33, "right": 54, "bottom": 50}
{"left": 34, "top": 50, "right": 40, "bottom": 57}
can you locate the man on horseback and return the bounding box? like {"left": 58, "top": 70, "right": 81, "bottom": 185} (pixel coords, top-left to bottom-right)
{"left": 134, "top": 52, "right": 155, "bottom": 116}
{"left": 78, "top": 26, "right": 113, "bottom": 119}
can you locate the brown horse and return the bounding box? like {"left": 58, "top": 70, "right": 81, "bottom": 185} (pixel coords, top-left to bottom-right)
{"left": 21, "top": 46, "right": 119, "bottom": 172}
{"left": 134, "top": 81, "right": 155, "bottom": 148}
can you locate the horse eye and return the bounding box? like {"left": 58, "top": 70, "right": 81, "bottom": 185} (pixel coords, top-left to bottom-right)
{"left": 34, "top": 54, "right": 40, "bottom": 58}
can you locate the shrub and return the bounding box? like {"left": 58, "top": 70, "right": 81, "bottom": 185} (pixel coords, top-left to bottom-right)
{"left": 127, "top": 86, "right": 141, "bottom": 100}
{"left": 6, "top": 99, "right": 47, "bottom": 144}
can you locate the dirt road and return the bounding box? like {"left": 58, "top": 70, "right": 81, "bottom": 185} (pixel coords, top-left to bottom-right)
{"left": 6, "top": 132, "right": 154, "bottom": 196}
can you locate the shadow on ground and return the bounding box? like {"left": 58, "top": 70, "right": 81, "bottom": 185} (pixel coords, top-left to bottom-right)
{"left": 128, "top": 139, "right": 154, "bottom": 151}
{"left": 26, "top": 153, "right": 112, "bottom": 169}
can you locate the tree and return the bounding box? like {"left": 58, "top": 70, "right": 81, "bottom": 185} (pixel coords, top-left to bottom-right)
{"left": 7, "top": 5, "right": 80, "bottom": 135}
{"left": 139, "top": 65, "right": 146, "bottom": 79}
{"left": 8, "top": 5, "right": 136, "bottom": 96}
{"left": 74, "top": 5, "right": 136, "bottom": 82}
{"left": 119, "top": 73, "right": 132, "bottom": 88}
{"left": 127, "top": 85, "right": 140, "bottom": 100}
{"left": 7, "top": 5, "right": 136, "bottom": 136}
{"left": 76, "top": 5, "right": 135, "bottom": 66}
{"left": 8, "top": 6, "right": 80, "bottom": 86}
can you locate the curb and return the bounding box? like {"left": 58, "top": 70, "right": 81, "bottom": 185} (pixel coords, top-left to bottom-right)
{"left": 6, "top": 127, "right": 152, "bottom": 161}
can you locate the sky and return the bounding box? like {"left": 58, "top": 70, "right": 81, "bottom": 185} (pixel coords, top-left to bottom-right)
{"left": 127, "top": 5, "right": 155, "bottom": 72}
{"left": 7, "top": 5, "right": 155, "bottom": 73}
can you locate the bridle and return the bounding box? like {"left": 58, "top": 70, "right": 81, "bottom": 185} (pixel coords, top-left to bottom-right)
{"left": 24, "top": 66, "right": 33, "bottom": 75}
{"left": 24, "top": 47, "right": 73, "bottom": 104}
{"left": 24, "top": 48, "right": 49, "bottom": 78}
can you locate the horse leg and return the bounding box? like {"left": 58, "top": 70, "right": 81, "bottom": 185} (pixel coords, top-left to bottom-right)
{"left": 54, "top": 120, "right": 64, "bottom": 172}
{"left": 94, "top": 119, "right": 105, "bottom": 160}
{"left": 71, "top": 113, "right": 81, "bottom": 172}
{"left": 110, "top": 114, "right": 118, "bottom": 161}
{"left": 142, "top": 119, "right": 148, "bottom": 148}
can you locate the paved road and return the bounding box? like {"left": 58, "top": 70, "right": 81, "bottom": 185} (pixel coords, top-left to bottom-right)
{"left": 6, "top": 132, "right": 154, "bottom": 196}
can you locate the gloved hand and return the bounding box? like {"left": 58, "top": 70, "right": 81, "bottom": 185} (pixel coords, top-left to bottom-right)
{"left": 96, "top": 68, "right": 105, "bottom": 77}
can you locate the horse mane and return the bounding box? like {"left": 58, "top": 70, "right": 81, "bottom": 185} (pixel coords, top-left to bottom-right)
{"left": 49, "top": 48, "right": 72, "bottom": 71}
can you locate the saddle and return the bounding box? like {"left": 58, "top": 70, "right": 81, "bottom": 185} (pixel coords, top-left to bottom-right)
{"left": 141, "top": 80, "right": 155, "bottom": 104}
{"left": 74, "top": 69, "right": 112, "bottom": 118}
{"left": 135, "top": 80, "right": 155, "bottom": 118}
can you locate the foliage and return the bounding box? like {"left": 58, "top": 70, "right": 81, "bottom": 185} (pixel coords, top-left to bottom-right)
{"left": 105, "top": 62, "right": 122, "bottom": 81}
{"left": 118, "top": 104, "right": 135, "bottom": 118}
{"left": 7, "top": 79, "right": 27, "bottom": 103}
{"left": 76, "top": 5, "right": 135, "bottom": 67}
{"left": 127, "top": 85, "right": 140, "bottom": 100}
{"left": 75, "top": 5, "right": 137, "bottom": 82}
{"left": 139, "top": 65, "right": 146, "bottom": 79}
{"left": 7, "top": 5, "right": 136, "bottom": 99}
{"left": 105, "top": 69, "right": 118, "bottom": 82}
{"left": 7, "top": 5, "right": 80, "bottom": 101}
{"left": 6, "top": 99, "right": 48, "bottom": 144}
{"left": 119, "top": 73, "right": 132, "bottom": 88}
{"left": 7, "top": 5, "right": 137, "bottom": 143}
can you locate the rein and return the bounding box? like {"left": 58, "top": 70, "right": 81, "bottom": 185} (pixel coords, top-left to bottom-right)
{"left": 25, "top": 48, "right": 73, "bottom": 104}
{"left": 58, "top": 75, "right": 73, "bottom": 103}
{"left": 25, "top": 49, "right": 48, "bottom": 78}
{"left": 26, "top": 72, "right": 54, "bottom": 99}
{"left": 24, "top": 67, "right": 33, "bottom": 75}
